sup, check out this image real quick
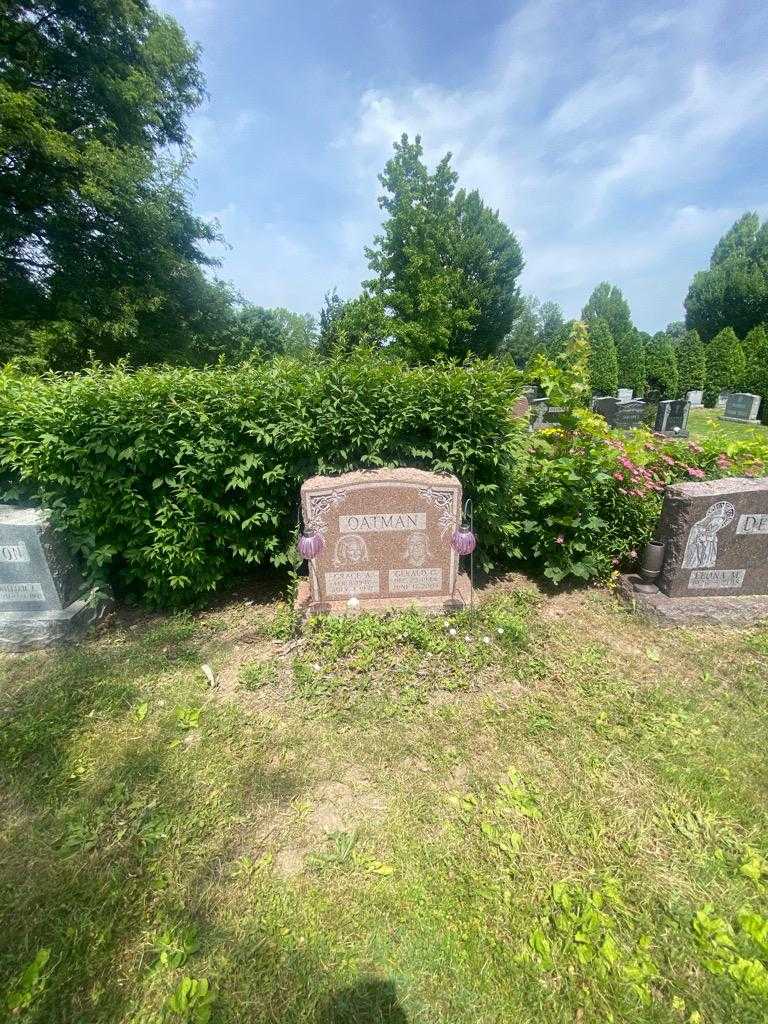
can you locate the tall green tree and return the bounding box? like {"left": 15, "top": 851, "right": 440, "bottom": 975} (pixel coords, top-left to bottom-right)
{"left": 704, "top": 327, "right": 744, "bottom": 407}
{"left": 645, "top": 333, "right": 679, "bottom": 399}
{"left": 675, "top": 329, "right": 706, "bottom": 397}
{"left": 740, "top": 324, "right": 768, "bottom": 421}
{"left": 270, "top": 308, "right": 318, "bottom": 357}
{"left": 586, "top": 318, "right": 619, "bottom": 395}
{"left": 615, "top": 328, "right": 646, "bottom": 395}
{"left": 364, "top": 134, "right": 523, "bottom": 362}
{"left": 0, "top": 0, "right": 226, "bottom": 367}
{"left": 740, "top": 324, "right": 768, "bottom": 395}
{"left": 539, "top": 301, "right": 565, "bottom": 352}
{"left": 502, "top": 293, "right": 540, "bottom": 364}
{"left": 581, "top": 282, "right": 634, "bottom": 346}
{"left": 685, "top": 212, "right": 768, "bottom": 342}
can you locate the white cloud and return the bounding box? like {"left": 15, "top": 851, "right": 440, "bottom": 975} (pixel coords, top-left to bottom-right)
{"left": 334, "top": 0, "right": 768, "bottom": 329}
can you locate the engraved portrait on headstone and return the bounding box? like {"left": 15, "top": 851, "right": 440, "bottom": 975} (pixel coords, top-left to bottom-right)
{"left": 681, "top": 501, "right": 735, "bottom": 569}
{"left": 404, "top": 532, "right": 430, "bottom": 567}
{"left": 333, "top": 533, "right": 369, "bottom": 566}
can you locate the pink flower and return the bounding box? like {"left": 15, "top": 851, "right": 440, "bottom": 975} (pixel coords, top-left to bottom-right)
{"left": 613, "top": 471, "right": 624, "bottom": 480}
{"left": 661, "top": 455, "right": 676, "bottom": 466}
{"left": 688, "top": 442, "right": 704, "bottom": 454}
{"left": 612, "top": 557, "right": 620, "bottom": 566}
{"left": 686, "top": 466, "right": 706, "bottom": 479}
{"left": 629, "top": 549, "right": 638, "bottom": 559}
{"left": 555, "top": 534, "right": 565, "bottom": 545}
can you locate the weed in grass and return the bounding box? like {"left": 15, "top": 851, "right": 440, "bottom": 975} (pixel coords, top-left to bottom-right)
{"left": 239, "top": 660, "right": 278, "bottom": 691}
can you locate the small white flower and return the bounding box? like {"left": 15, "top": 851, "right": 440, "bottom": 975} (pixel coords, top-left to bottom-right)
{"left": 496, "top": 627, "right": 504, "bottom": 635}
{"left": 347, "top": 597, "right": 360, "bottom": 610}
{"left": 465, "top": 635, "right": 473, "bottom": 643}
{"left": 483, "top": 636, "right": 491, "bottom": 645}
{"left": 448, "top": 628, "right": 457, "bottom": 637}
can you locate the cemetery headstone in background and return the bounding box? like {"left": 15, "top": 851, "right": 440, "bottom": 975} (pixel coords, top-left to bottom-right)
{"left": 297, "top": 468, "right": 470, "bottom": 615}
{"left": 591, "top": 396, "right": 620, "bottom": 427}
{"left": 0, "top": 505, "right": 112, "bottom": 651}
{"left": 617, "top": 388, "right": 633, "bottom": 402}
{"left": 687, "top": 390, "right": 704, "bottom": 407}
{"left": 618, "top": 477, "right": 768, "bottom": 624}
{"left": 724, "top": 393, "right": 760, "bottom": 423}
{"left": 613, "top": 400, "right": 647, "bottom": 430}
{"left": 654, "top": 399, "right": 690, "bottom": 437}
{"left": 530, "top": 399, "right": 565, "bottom": 431}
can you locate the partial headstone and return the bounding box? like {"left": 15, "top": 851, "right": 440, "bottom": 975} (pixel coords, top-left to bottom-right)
{"left": 530, "top": 399, "right": 565, "bottom": 431}
{"left": 617, "top": 388, "right": 633, "bottom": 402}
{"left": 687, "top": 389, "right": 704, "bottom": 407}
{"left": 0, "top": 505, "right": 112, "bottom": 652}
{"left": 717, "top": 392, "right": 728, "bottom": 408}
{"left": 296, "top": 468, "right": 470, "bottom": 615}
{"left": 618, "top": 477, "right": 768, "bottom": 625}
{"left": 591, "top": 396, "right": 620, "bottom": 427}
{"left": 724, "top": 393, "right": 761, "bottom": 423}
{"left": 654, "top": 399, "right": 690, "bottom": 437}
{"left": 612, "top": 400, "right": 647, "bottom": 430}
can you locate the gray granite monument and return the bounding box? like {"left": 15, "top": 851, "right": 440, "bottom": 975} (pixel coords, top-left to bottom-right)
{"left": 654, "top": 399, "right": 690, "bottom": 437}
{"left": 724, "top": 393, "right": 761, "bottom": 423}
{"left": 687, "top": 389, "right": 703, "bottom": 407}
{"left": 619, "top": 477, "right": 768, "bottom": 624}
{"left": 617, "top": 388, "right": 633, "bottom": 402}
{"left": 530, "top": 398, "right": 565, "bottom": 430}
{"left": 0, "top": 505, "right": 111, "bottom": 651}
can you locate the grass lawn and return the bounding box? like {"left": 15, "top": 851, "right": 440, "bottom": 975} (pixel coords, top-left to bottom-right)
{"left": 2, "top": 577, "right": 768, "bottom": 1023}
{"left": 688, "top": 406, "right": 767, "bottom": 442}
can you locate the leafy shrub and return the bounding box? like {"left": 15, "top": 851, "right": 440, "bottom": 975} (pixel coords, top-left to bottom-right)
{"left": 704, "top": 327, "right": 744, "bottom": 406}
{"left": 0, "top": 354, "right": 526, "bottom": 606}
{"left": 511, "top": 411, "right": 768, "bottom": 583}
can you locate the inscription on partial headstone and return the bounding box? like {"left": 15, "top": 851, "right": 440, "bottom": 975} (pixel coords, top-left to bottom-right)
{"left": 0, "top": 504, "right": 111, "bottom": 651}
{"left": 657, "top": 478, "right": 768, "bottom": 597}
{"left": 300, "top": 468, "right": 463, "bottom": 609}
{"left": 613, "top": 400, "right": 646, "bottom": 430}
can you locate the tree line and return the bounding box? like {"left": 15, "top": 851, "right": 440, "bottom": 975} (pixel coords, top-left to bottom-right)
{"left": 1, "top": 0, "right": 767, "bottom": 411}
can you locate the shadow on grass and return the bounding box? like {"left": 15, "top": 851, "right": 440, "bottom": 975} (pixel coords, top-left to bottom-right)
{"left": 315, "top": 978, "right": 408, "bottom": 1023}
{"left": 0, "top": 630, "right": 303, "bottom": 1023}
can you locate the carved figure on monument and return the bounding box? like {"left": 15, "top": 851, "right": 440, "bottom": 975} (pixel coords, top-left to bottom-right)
{"left": 681, "top": 501, "right": 735, "bottom": 569}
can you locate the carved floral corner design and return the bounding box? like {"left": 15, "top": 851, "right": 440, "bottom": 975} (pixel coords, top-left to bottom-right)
{"left": 418, "top": 487, "right": 456, "bottom": 539}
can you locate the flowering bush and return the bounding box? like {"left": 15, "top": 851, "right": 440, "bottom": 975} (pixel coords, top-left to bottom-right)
{"left": 511, "top": 411, "right": 768, "bottom": 584}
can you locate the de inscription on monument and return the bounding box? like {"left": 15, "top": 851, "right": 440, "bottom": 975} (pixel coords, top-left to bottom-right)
{"left": 296, "top": 468, "right": 470, "bottom": 615}
{"left": 619, "top": 477, "right": 768, "bottom": 624}
{"left": 0, "top": 505, "right": 111, "bottom": 651}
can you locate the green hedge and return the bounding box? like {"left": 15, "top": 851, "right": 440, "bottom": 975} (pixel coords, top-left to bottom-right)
{"left": 0, "top": 355, "right": 526, "bottom": 606}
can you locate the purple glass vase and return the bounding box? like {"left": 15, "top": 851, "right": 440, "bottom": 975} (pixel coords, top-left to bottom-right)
{"left": 451, "top": 524, "right": 477, "bottom": 556}
{"left": 297, "top": 528, "right": 324, "bottom": 560}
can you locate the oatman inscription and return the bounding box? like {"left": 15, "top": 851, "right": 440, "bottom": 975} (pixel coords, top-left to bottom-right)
{"left": 297, "top": 467, "right": 469, "bottom": 613}
{"left": 657, "top": 478, "right": 768, "bottom": 598}
{"left": 0, "top": 504, "right": 111, "bottom": 651}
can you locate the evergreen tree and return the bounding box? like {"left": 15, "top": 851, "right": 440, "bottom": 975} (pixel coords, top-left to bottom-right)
{"left": 502, "top": 294, "right": 540, "bottom": 365}
{"left": 539, "top": 301, "right": 565, "bottom": 351}
{"left": 704, "top": 328, "right": 744, "bottom": 407}
{"left": 548, "top": 319, "right": 575, "bottom": 361}
{"left": 740, "top": 325, "right": 768, "bottom": 407}
{"left": 645, "top": 333, "right": 679, "bottom": 399}
{"left": 586, "top": 318, "right": 618, "bottom": 395}
{"left": 616, "top": 328, "right": 646, "bottom": 395}
{"left": 675, "top": 329, "right": 706, "bottom": 397}
{"left": 364, "top": 134, "right": 523, "bottom": 362}
{"left": 582, "top": 283, "right": 633, "bottom": 346}
{"left": 685, "top": 212, "right": 768, "bottom": 341}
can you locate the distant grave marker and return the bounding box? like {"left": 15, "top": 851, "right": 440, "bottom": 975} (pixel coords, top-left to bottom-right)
{"left": 724, "top": 393, "right": 760, "bottom": 423}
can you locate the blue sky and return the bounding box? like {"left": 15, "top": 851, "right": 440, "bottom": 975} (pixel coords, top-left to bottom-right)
{"left": 156, "top": 0, "right": 768, "bottom": 332}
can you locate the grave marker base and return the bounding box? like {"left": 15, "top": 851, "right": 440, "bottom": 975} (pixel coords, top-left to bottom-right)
{"left": 0, "top": 587, "right": 113, "bottom": 652}
{"left": 617, "top": 574, "right": 768, "bottom": 627}
{"left": 295, "top": 571, "right": 472, "bottom": 619}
